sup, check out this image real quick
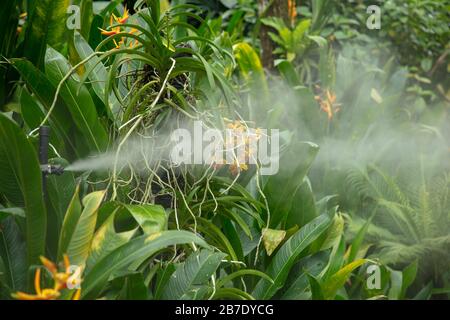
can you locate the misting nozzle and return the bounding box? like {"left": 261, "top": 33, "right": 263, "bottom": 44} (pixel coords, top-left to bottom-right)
{"left": 40, "top": 164, "right": 65, "bottom": 175}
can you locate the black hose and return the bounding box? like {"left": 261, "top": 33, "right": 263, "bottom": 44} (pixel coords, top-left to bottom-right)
{"left": 39, "top": 126, "right": 50, "bottom": 199}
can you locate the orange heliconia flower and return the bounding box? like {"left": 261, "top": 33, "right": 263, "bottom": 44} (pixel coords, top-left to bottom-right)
{"left": 113, "top": 7, "right": 129, "bottom": 24}
{"left": 99, "top": 8, "right": 139, "bottom": 49}
{"left": 315, "top": 87, "right": 342, "bottom": 120}
{"left": 12, "top": 255, "right": 81, "bottom": 300}
{"left": 288, "top": 0, "right": 297, "bottom": 26}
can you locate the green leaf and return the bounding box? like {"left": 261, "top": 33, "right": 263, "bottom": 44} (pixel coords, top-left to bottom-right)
{"left": 0, "top": 217, "right": 27, "bottom": 292}
{"left": 307, "top": 273, "right": 324, "bottom": 300}
{"left": 348, "top": 217, "right": 372, "bottom": 263}
{"left": 260, "top": 17, "right": 286, "bottom": 33}
{"left": 0, "top": 208, "right": 25, "bottom": 222}
{"left": 82, "top": 230, "right": 210, "bottom": 299}
{"left": 388, "top": 268, "right": 403, "bottom": 300}
{"left": 401, "top": 260, "right": 418, "bottom": 299}
{"left": 11, "top": 58, "right": 81, "bottom": 158}
{"left": 322, "top": 259, "right": 368, "bottom": 299}
{"left": 73, "top": 32, "right": 119, "bottom": 118}
{"left": 80, "top": 0, "right": 93, "bottom": 41}
{"left": 86, "top": 210, "right": 136, "bottom": 273}
{"left": 46, "top": 159, "right": 77, "bottom": 245}
{"left": 161, "top": 249, "right": 226, "bottom": 300}
{"left": 0, "top": 114, "right": 46, "bottom": 266}
{"left": 116, "top": 272, "right": 149, "bottom": 300}
{"left": 276, "top": 60, "right": 301, "bottom": 87}
{"left": 413, "top": 281, "right": 433, "bottom": 300}
{"left": 45, "top": 47, "right": 108, "bottom": 153}
{"left": 253, "top": 214, "right": 332, "bottom": 299}
{"left": 154, "top": 263, "right": 176, "bottom": 299}
{"left": 285, "top": 178, "right": 318, "bottom": 229}
{"left": 233, "top": 42, "right": 268, "bottom": 97}
{"left": 292, "top": 19, "right": 311, "bottom": 46}
{"left": 196, "top": 217, "right": 239, "bottom": 262}
{"left": 281, "top": 253, "right": 328, "bottom": 299}
{"left": 66, "top": 190, "right": 106, "bottom": 267}
{"left": 123, "top": 204, "right": 167, "bottom": 236}
{"left": 23, "top": 0, "right": 70, "bottom": 68}
{"left": 20, "top": 90, "right": 45, "bottom": 131}
{"left": 318, "top": 213, "right": 344, "bottom": 251}
{"left": 57, "top": 185, "right": 82, "bottom": 260}
{"left": 264, "top": 141, "right": 319, "bottom": 228}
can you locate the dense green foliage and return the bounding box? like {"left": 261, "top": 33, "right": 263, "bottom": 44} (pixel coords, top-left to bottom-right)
{"left": 0, "top": 0, "right": 448, "bottom": 300}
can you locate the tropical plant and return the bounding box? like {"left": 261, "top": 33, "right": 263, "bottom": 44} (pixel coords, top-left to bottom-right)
{"left": 0, "top": 0, "right": 448, "bottom": 302}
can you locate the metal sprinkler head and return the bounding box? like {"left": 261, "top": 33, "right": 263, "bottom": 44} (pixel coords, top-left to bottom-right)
{"left": 39, "top": 126, "right": 65, "bottom": 200}
{"left": 40, "top": 164, "right": 65, "bottom": 175}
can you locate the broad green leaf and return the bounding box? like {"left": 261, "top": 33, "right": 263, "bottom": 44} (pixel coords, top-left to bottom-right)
{"left": 348, "top": 217, "right": 372, "bottom": 263}
{"left": 154, "top": 263, "right": 176, "bottom": 300}
{"left": 253, "top": 214, "right": 332, "bottom": 299}
{"left": 319, "top": 213, "right": 344, "bottom": 251}
{"left": 46, "top": 158, "right": 77, "bottom": 257}
{"left": 307, "top": 273, "right": 324, "bottom": 300}
{"left": 11, "top": 58, "right": 81, "bottom": 158}
{"left": 73, "top": 32, "right": 120, "bottom": 118}
{"left": 221, "top": 217, "right": 244, "bottom": 261}
{"left": 322, "top": 259, "right": 368, "bottom": 299}
{"left": 260, "top": 17, "right": 286, "bottom": 33}
{"left": 285, "top": 178, "right": 318, "bottom": 230}
{"left": 413, "top": 281, "right": 433, "bottom": 300}
{"left": 293, "top": 19, "right": 311, "bottom": 43}
{"left": 80, "top": 0, "right": 93, "bottom": 41}
{"left": 264, "top": 141, "right": 319, "bottom": 228}
{"left": 0, "top": 114, "right": 46, "bottom": 266}
{"left": 401, "top": 260, "right": 418, "bottom": 299}
{"left": 161, "top": 249, "right": 226, "bottom": 300}
{"left": 281, "top": 252, "right": 328, "bottom": 300}
{"left": 0, "top": 217, "right": 27, "bottom": 292}
{"left": 82, "top": 230, "right": 210, "bottom": 299}
{"left": 0, "top": 208, "right": 25, "bottom": 222}
{"left": 66, "top": 190, "right": 106, "bottom": 267}
{"left": 196, "top": 217, "right": 239, "bottom": 262}
{"left": 262, "top": 228, "right": 286, "bottom": 256}
{"left": 86, "top": 211, "right": 136, "bottom": 273}
{"left": 124, "top": 204, "right": 167, "bottom": 236}
{"left": 23, "top": 0, "right": 70, "bottom": 68}
{"left": 116, "top": 272, "right": 148, "bottom": 300}
{"left": 45, "top": 47, "right": 108, "bottom": 153}
{"left": 388, "top": 268, "right": 403, "bottom": 300}
{"left": 321, "top": 236, "right": 346, "bottom": 280}
{"left": 233, "top": 42, "right": 268, "bottom": 97}
{"left": 20, "top": 90, "right": 45, "bottom": 131}
{"left": 276, "top": 60, "right": 301, "bottom": 87}
{"left": 57, "top": 185, "right": 82, "bottom": 260}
